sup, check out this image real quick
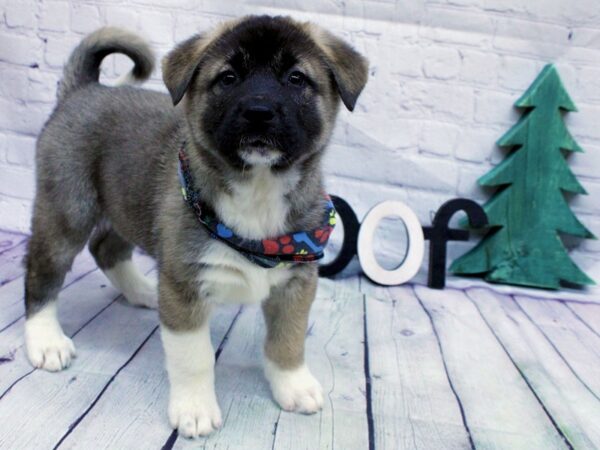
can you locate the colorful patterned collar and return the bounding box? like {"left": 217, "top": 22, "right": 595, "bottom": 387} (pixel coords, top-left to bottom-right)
{"left": 177, "top": 145, "right": 336, "bottom": 269}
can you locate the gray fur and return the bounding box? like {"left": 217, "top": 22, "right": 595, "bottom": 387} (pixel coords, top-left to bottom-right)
{"left": 88, "top": 220, "right": 135, "bottom": 270}
{"left": 25, "top": 18, "right": 368, "bottom": 378}
{"left": 262, "top": 269, "right": 318, "bottom": 369}
{"left": 58, "top": 27, "right": 154, "bottom": 102}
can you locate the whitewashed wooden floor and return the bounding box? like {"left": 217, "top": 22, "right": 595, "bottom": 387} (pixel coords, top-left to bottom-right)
{"left": 1, "top": 229, "right": 600, "bottom": 449}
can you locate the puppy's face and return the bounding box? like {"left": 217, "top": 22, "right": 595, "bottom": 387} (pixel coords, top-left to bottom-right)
{"left": 163, "top": 16, "right": 368, "bottom": 171}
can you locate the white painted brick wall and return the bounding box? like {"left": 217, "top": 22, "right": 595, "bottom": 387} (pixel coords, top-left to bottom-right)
{"left": 1, "top": 0, "right": 600, "bottom": 270}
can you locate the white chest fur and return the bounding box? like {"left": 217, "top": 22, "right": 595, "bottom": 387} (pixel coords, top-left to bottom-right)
{"left": 197, "top": 167, "right": 299, "bottom": 305}
{"left": 215, "top": 166, "right": 299, "bottom": 239}
{"left": 198, "top": 242, "right": 291, "bottom": 305}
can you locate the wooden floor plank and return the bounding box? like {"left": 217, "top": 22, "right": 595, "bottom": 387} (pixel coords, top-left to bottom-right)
{"left": 55, "top": 305, "right": 241, "bottom": 449}
{"left": 0, "top": 254, "right": 156, "bottom": 394}
{"left": 415, "top": 285, "right": 569, "bottom": 450}
{"left": 566, "top": 302, "right": 600, "bottom": 337}
{"left": 0, "top": 231, "right": 27, "bottom": 257}
{"left": 4, "top": 239, "right": 598, "bottom": 450}
{"left": 468, "top": 287, "right": 600, "bottom": 449}
{"left": 271, "top": 277, "right": 368, "bottom": 450}
{"left": 361, "top": 280, "right": 472, "bottom": 450}
{"left": 0, "top": 277, "right": 24, "bottom": 331}
{"left": 0, "top": 293, "right": 159, "bottom": 449}
{"left": 0, "top": 240, "right": 28, "bottom": 286}
{"left": 516, "top": 296, "right": 600, "bottom": 399}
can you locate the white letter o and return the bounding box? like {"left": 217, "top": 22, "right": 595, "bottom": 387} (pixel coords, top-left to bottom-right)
{"left": 357, "top": 200, "right": 425, "bottom": 286}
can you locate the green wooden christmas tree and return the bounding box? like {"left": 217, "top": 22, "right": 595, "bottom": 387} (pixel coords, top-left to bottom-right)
{"left": 450, "top": 64, "right": 595, "bottom": 289}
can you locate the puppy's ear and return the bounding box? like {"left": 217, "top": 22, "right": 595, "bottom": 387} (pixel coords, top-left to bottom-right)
{"left": 308, "top": 26, "right": 369, "bottom": 111}
{"left": 162, "top": 34, "right": 212, "bottom": 106}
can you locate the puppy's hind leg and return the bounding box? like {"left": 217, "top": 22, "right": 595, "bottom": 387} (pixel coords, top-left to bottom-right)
{"left": 89, "top": 222, "right": 157, "bottom": 309}
{"left": 25, "top": 211, "right": 95, "bottom": 371}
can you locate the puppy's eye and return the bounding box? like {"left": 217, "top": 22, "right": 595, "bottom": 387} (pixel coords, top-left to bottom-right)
{"left": 288, "top": 71, "right": 306, "bottom": 86}
{"left": 218, "top": 71, "right": 237, "bottom": 86}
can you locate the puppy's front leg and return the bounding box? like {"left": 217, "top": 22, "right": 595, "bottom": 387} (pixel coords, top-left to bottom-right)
{"left": 159, "top": 275, "right": 222, "bottom": 438}
{"left": 262, "top": 270, "right": 323, "bottom": 414}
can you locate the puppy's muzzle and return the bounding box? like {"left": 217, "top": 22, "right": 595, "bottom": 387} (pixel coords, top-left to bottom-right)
{"left": 237, "top": 96, "right": 283, "bottom": 165}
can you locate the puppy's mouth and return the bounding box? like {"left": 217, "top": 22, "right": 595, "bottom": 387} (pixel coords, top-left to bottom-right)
{"left": 238, "top": 137, "right": 282, "bottom": 166}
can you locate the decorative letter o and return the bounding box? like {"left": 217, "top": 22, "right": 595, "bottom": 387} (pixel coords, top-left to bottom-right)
{"left": 319, "top": 195, "right": 361, "bottom": 278}
{"left": 357, "top": 200, "right": 425, "bottom": 286}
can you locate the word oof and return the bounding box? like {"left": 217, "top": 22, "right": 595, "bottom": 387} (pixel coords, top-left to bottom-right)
{"left": 319, "top": 196, "right": 488, "bottom": 289}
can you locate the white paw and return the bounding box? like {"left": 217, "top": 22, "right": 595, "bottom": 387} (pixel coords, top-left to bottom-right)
{"left": 168, "top": 389, "right": 222, "bottom": 438}
{"left": 26, "top": 333, "right": 75, "bottom": 371}
{"left": 264, "top": 360, "right": 323, "bottom": 414}
{"left": 104, "top": 260, "right": 158, "bottom": 309}
{"left": 25, "top": 304, "right": 76, "bottom": 372}
{"left": 124, "top": 280, "right": 158, "bottom": 309}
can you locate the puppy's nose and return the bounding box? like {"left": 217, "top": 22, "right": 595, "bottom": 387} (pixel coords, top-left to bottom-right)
{"left": 242, "top": 104, "right": 275, "bottom": 123}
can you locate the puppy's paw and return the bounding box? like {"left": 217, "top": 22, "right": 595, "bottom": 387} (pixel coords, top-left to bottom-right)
{"left": 25, "top": 309, "right": 76, "bottom": 372}
{"left": 26, "top": 334, "right": 76, "bottom": 372}
{"left": 168, "top": 389, "right": 222, "bottom": 438}
{"left": 264, "top": 360, "right": 323, "bottom": 414}
{"left": 104, "top": 260, "right": 158, "bottom": 309}
{"left": 125, "top": 278, "right": 158, "bottom": 309}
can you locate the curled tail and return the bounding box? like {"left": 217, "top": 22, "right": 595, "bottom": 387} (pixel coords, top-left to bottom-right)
{"left": 58, "top": 27, "right": 154, "bottom": 102}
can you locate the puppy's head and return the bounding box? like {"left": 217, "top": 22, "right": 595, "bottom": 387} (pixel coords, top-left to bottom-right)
{"left": 162, "top": 15, "right": 368, "bottom": 170}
